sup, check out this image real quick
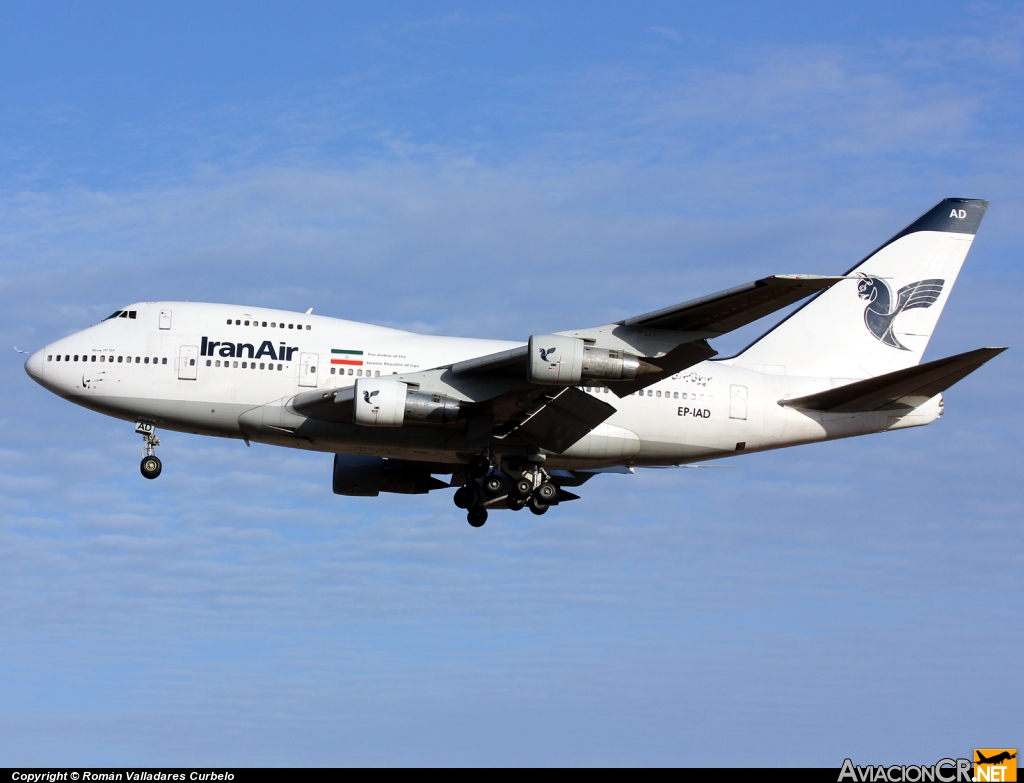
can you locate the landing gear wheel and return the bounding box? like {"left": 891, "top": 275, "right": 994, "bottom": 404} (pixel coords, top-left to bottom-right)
{"left": 467, "top": 455, "right": 491, "bottom": 478}
{"left": 482, "top": 474, "right": 504, "bottom": 498}
{"left": 140, "top": 455, "right": 162, "bottom": 480}
{"left": 515, "top": 478, "right": 534, "bottom": 497}
{"left": 467, "top": 507, "right": 488, "bottom": 527}
{"left": 506, "top": 494, "right": 527, "bottom": 511}
{"left": 453, "top": 486, "right": 474, "bottom": 509}
{"left": 536, "top": 482, "right": 557, "bottom": 502}
{"left": 528, "top": 496, "right": 549, "bottom": 515}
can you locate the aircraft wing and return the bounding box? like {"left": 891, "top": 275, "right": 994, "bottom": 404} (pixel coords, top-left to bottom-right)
{"left": 618, "top": 274, "right": 843, "bottom": 333}
{"left": 291, "top": 272, "right": 846, "bottom": 455}
{"left": 779, "top": 347, "right": 1007, "bottom": 413}
{"left": 449, "top": 275, "right": 845, "bottom": 381}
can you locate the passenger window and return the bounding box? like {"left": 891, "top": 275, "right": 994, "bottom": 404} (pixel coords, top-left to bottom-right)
{"left": 241, "top": 361, "right": 247, "bottom": 368}
{"left": 56, "top": 355, "right": 61, "bottom": 361}
{"left": 656, "top": 390, "right": 661, "bottom": 397}
{"left": 91, "top": 355, "right": 96, "bottom": 362}
{"left": 288, "top": 324, "right": 293, "bottom": 329}
{"left": 100, "top": 355, "right": 105, "bottom": 362}
{"left": 233, "top": 361, "right": 238, "bottom": 368}
{"left": 226, "top": 319, "right": 232, "bottom": 325}
{"left": 277, "top": 364, "right": 282, "bottom": 370}
{"left": 135, "top": 357, "right": 140, "bottom": 363}
{"left": 673, "top": 391, "right": 678, "bottom": 399}
{"left": 271, "top": 322, "right": 275, "bottom": 327}
{"left": 260, "top": 363, "right": 265, "bottom": 369}
{"left": 330, "top": 367, "right": 335, "bottom": 374}
{"left": 161, "top": 358, "right": 166, "bottom": 364}
{"left": 117, "top": 356, "right": 123, "bottom": 363}
{"left": 144, "top": 357, "right": 149, "bottom": 364}
{"left": 305, "top": 325, "right": 310, "bottom": 330}
{"left": 215, "top": 360, "right": 221, "bottom": 367}
{"left": 74, "top": 355, "right": 79, "bottom": 361}
{"left": 262, "top": 322, "right": 267, "bottom": 327}
{"left": 357, "top": 369, "right": 363, "bottom": 376}
{"left": 374, "top": 371, "right": 379, "bottom": 377}
{"left": 206, "top": 360, "right": 212, "bottom": 366}
{"left": 244, "top": 321, "right": 249, "bottom": 326}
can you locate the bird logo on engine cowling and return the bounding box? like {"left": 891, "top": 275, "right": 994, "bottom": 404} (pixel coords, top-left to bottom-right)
{"left": 363, "top": 389, "right": 379, "bottom": 404}
{"left": 857, "top": 276, "right": 945, "bottom": 351}
{"left": 539, "top": 347, "right": 557, "bottom": 362}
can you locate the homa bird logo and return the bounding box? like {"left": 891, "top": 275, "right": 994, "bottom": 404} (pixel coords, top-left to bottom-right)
{"left": 539, "top": 347, "right": 557, "bottom": 362}
{"left": 857, "top": 277, "right": 945, "bottom": 351}
{"left": 363, "top": 390, "right": 379, "bottom": 405}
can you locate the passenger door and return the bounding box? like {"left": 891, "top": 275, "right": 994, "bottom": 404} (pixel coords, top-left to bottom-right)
{"left": 299, "top": 352, "right": 319, "bottom": 387}
{"left": 178, "top": 345, "right": 199, "bottom": 380}
{"left": 729, "top": 384, "right": 748, "bottom": 420}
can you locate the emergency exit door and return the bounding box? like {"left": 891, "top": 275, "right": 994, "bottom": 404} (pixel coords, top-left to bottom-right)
{"left": 729, "top": 384, "right": 748, "bottom": 420}
{"left": 299, "top": 352, "right": 319, "bottom": 387}
{"left": 178, "top": 345, "right": 199, "bottom": 380}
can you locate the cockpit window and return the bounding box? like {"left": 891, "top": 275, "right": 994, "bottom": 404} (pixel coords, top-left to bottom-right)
{"left": 105, "top": 311, "right": 123, "bottom": 320}
{"left": 104, "top": 310, "right": 137, "bottom": 320}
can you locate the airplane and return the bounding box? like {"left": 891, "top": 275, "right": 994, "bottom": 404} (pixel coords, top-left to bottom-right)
{"left": 24, "top": 198, "right": 1006, "bottom": 527}
{"left": 976, "top": 752, "right": 1017, "bottom": 765}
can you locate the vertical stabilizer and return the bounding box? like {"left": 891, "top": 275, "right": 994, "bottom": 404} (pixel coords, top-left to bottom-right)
{"left": 732, "top": 198, "right": 988, "bottom": 379}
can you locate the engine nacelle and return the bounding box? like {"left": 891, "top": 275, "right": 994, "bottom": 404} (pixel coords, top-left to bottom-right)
{"left": 527, "top": 334, "right": 644, "bottom": 385}
{"left": 353, "top": 376, "right": 462, "bottom": 427}
{"left": 404, "top": 390, "right": 461, "bottom": 425}
{"left": 528, "top": 334, "right": 585, "bottom": 384}
{"left": 332, "top": 455, "right": 447, "bottom": 496}
{"left": 354, "top": 376, "right": 407, "bottom": 426}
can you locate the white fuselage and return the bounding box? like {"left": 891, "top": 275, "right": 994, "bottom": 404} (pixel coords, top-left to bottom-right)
{"left": 26, "top": 301, "right": 941, "bottom": 468}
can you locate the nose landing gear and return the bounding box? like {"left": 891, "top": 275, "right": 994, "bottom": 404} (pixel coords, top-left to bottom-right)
{"left": 141, "top": 455, "right": 162, "bottom": 479}
{"left": 136, "top": 421, "right": 162, "bottom": 480}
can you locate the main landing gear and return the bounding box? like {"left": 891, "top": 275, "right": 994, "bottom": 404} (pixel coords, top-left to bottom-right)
{"left": 137, "top": 421, "right": 162, "bottom": 480}
{"left": 454, "top": 455, "right": 561, "bottom": 526}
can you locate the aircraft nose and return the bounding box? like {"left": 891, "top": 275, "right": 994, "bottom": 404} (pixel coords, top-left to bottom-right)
{"left": 24, "top": 348, "right": 45, "bottom": 384}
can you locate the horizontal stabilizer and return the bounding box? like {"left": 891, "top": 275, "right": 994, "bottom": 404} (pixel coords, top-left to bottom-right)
{"left": 621, "top": 275, "right": 845, "bottom": 334}
{"left": 779, "top": 347, "right": 1006, "bottom": 413}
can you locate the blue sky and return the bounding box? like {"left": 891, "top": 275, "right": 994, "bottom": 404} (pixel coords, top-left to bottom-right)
{"left": 1, "top": 1, "right": 1022, "bottom": 766}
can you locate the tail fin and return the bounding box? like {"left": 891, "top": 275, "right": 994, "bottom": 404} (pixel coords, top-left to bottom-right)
{"left": 733, "top": 199, "right": 989, "bottom": 378}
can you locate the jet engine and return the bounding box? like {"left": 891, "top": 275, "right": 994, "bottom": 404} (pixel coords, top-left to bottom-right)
{"left": 332, "top": 454, "right": 447, "bottom": 496}
{"left": 527, "top": 334, "right": 650, "bottom": 385}
{"left": 353, "top": 376, "right": 460, "bottom": 427}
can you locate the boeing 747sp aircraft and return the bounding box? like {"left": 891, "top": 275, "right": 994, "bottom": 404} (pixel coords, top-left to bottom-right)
{"left": 25, "top": 199, "right": 1005, "bottom": 526}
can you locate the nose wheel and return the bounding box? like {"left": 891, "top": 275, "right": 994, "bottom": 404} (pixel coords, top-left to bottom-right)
{"left": 141, "top": 455, "right": 162, "bottom": 479}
